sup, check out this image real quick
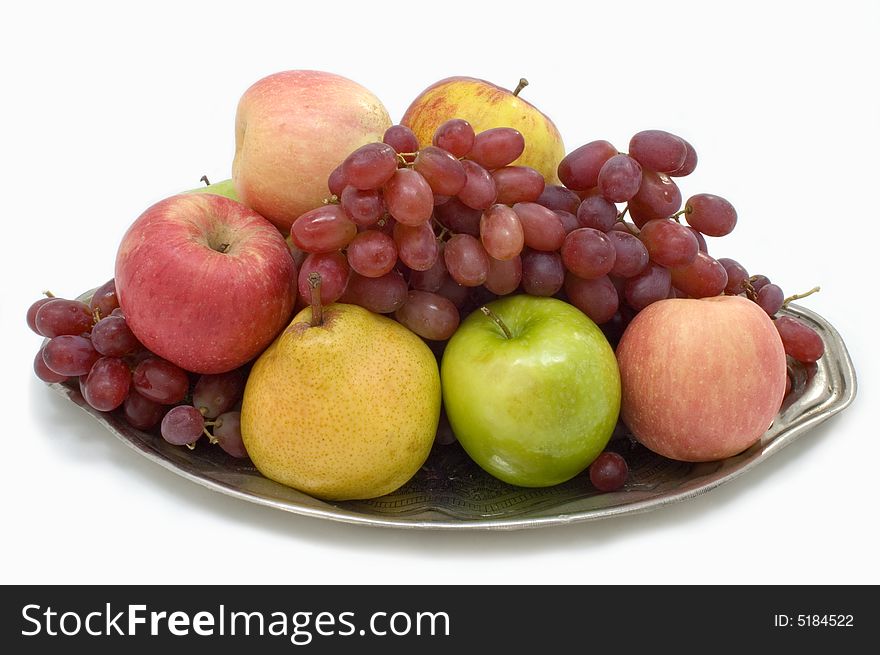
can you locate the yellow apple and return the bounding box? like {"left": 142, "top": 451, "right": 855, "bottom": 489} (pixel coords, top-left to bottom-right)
{"left": 401, "top": 77, "right": 565, "bottom": 183}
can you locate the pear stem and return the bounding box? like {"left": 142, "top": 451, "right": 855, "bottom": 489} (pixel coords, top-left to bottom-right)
{"left": 480, "top": 306, "right": 512, "bottom": 339}
{"left": 308, "top": 272, "right": 324, "bottom": 327}
{"left": 783, "top": 286, "right": 821, "bottom": 306}
{"left": 513, "top": 78, "right": 529, "bottom": 97}
{"left": 200, "top": 175, "right": 210, "bottom": 186}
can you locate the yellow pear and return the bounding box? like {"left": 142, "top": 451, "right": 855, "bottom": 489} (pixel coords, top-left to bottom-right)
{"left": 240, "top": 290, "right": 440, "bottom": 501}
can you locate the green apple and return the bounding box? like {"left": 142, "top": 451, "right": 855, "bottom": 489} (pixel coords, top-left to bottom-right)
{"left": 185, "top": 178, "right": 239, "bottom": 201}
{"left": 441, "top": 295, "right": 621, "bottom": 487}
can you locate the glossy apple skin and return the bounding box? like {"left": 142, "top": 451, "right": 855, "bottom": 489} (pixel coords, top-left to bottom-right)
{"left": 233, "top": 70, "right": 391, "bottom": 232}
{"left": 401, "top": 76, "right": 565, "bottom": 184}
{"left": 441, "top": 295, "right": 621, "bottom": 487}
{"left": 115, "top": 193, "right": 297, "bottom": 374}
{"left": 616, "top": 296, "right": 787, "bottom": 462}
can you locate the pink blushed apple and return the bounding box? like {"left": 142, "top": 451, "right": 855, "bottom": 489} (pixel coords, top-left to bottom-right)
{"left": 616, "top": 295, "right": 787, "bottom": 462}
{"left": 232, "top": 70, "right": 391, "bottom": 232}
{"left": 115, "top": 193, "right": 297, "bottom": 374}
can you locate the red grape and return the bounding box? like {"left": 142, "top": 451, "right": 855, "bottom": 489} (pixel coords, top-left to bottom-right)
{"left": 468, "top": 127, "right": 525, "bottom": 169}
{"left": 132, "top": 357, "right": 190, "bottom": 405}
{"left": 35, "top": 299, "right": 93, "bottom": 338}
{"left": 42, "top": 335, "right": 100, "bottom": 376}
{"left": 123, "top": 391, "right": 166, "bottom": 431}
{"left": 628, "top": 130, "right": 687, "bottom": 173}
{"left": 383, "top": 168, "right": 434, "bottom": 225}
{"left": 458, "top": 160, "right": 497, "bottom": 210}
{"left": 33, "top": 347, "right": 68, "bottom": 383}
{"left": 394, "top": 290, "right": 460, "bottom": 341}
{"left": 434, "top": 197, "right": 481, "bottom": 236}
{"left": 297, "top": 252, "right": 350, "bottom": 304}
{"left": 340, "top": 186, "right": 384, "bottom": 226}
{"left": 513, "top": 202, "right": 565, "bottom": 251}
{"left": 213, "top": 411, "right": 248, "bottom": 458}
{"left": 756, "top": 283, "right": 784, "bottom": 316}
{"left": 718, "top": 257, "right": 750, "bottom": 295}
{"left": 290, "top": 205, "right": 357, "bottom": 253}
{"left": 775, "top": 316, "right": 825, "bottom": 364}
{"left": 341, "top": 142, "right": 398, "bottom": 190}
{"left": 607, "top": 230, "right": 650, "bottom": 278}
{"left": 444, "top": 234, "right": 490, "bottom": 287}
{"left": 346, "top": 230, "right": 398, "bottom": 278}
{"left": 91, "top": 315, "right": 140, "bottom": 357}
{"left": 384, "top": 124, "right": 420, "bottom": 155}
{"left": 340, "top": 270, "right": 408, "bottom": 314}
{"left": 561, "top": 228, "right": 616, "bottom": 280}
{"left": 564, "top": 274, "right": 618, "bottom": 324}
{"left": 413, "top": 146, "right": 467, "bottom": 196}
{"left": 484, "top": 255, "right": 522, "bottom": 296}
{"left": 598, "top": 154, "right": 642, "bottom": 202}
{"left": 576, "top": 195, "right": 618, "bottom": 232}
{"left": 639, "top": 219, "right": 699, "bottom": 268}
{"left": 480, "top": 204, "right": 524, "bottom": 261}
{"left": 393, "top": 221, "right": 439, "bottom": 271}
{"left": 89, "top": 278, "right": 119, "bottom": 319}
{"left": 81, "top": 356, "right": 131, "bottom": 411}
{"left": 624, "top": 263, "right": 672, "bottom": 310}
{"left": 432, "top": 119, "right": 475, "bottom": 158}
{"left": 521, "top": 249, "right": 564, "bottom": 296}
{"left": 557, "top": 140, "right": 618, "bottom": 191}
{"left": 627, "top": 170, "right": 682, "bottom": 227}
{"left": 192, "top": 369, "right": 246, "bottom": 419}
{"left": 536, "top": 184, "right": 581, "bottom": 214}
{"left": 669, "top": 252, "right": 728, "bottom": 298}
{"left": 161, "top": 405, "right": 205, "bottom": 446}
{"left": 685, "top": 193, "right": 737, "bottom": 237}
{"left": 491, "top": 166, "right": 545, "bottom": 205}
{"left": 589, "top": 451, "right": 628, "bottom": 491}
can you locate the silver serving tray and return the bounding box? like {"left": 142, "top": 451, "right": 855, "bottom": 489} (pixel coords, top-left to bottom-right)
{"left": 48, "top": 303, "right": 856, "bottom": 530}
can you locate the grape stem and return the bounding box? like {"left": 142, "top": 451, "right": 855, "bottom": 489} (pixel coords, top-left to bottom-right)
{"left": 323, "top": 195, "right": 340, "bottom": 205}
{"left": 308, "top": 272, "right": 324, "bottom": 327}
{"left": 617, "top": 207, "right": 639, "bottom": 236}
{"left": 783, "top": 286, "right": 820, "bottom": 306}
{"left": 396, "top": 152, "right": 418, "bottom": 166}
{"left": 513, "top": 78, "right": 529, "bottom": 97}
{"left": 670, "top": 207, "right": 690, "bottom": 223}
{"left": 480, "top": 306, "right": 512, "bottom": 339}
{"left": 200, "top": 175, "right": 210, "bottom": 186}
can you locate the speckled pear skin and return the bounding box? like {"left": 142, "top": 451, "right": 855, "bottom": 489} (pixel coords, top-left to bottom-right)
{"left": 240, "top": 303, "right": 441, "bottom": 501}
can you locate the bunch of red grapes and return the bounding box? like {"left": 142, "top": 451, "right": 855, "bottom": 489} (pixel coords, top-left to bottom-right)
{"left": 27, "top": 280, "right": 248, "bottom": 456}
{"left": 292, "top": 121, "right": 825, "bottom": 366}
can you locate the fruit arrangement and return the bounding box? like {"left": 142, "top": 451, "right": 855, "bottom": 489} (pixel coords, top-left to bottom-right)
{"left": 27, "top": 70, "right": 833, "bottom": 508}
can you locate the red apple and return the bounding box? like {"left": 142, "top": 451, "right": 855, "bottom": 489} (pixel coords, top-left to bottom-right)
{"left": 115, "top": 193, "right": 297, "bottom": 374}
{"left": 232, "top": 70, "right": 391, "bottom": 232}
{"left": 616, "top": 295, "right": 787, "bottom": 461}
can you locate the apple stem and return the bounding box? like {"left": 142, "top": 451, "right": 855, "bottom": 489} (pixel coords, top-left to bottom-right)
{"left": 480, "top": 306, "right": 512, "bottom": 339}
{"left": 200, "top": 175, "right": 210, "bottom": 186}
{"left": 513, "top": 78, "right": 529, "bottom": 97}
{"left": 217, "top": 243, "right": 230, "bottom": 253}
{"left": 308, "top": 272, "right": 324, "bottom": 327}
{"left": 783, "top": 286, "right": 821, "bottom": 307}
{"left": 42, "top": 290, "right": 55, "bottom": 298}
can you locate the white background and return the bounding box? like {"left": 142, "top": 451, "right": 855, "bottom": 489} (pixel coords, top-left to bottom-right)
{"left": 2, "top": 0, "right": 877, "bottom": 585}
